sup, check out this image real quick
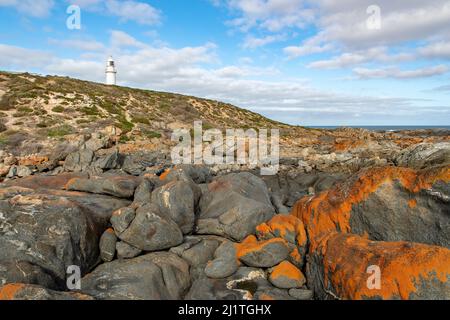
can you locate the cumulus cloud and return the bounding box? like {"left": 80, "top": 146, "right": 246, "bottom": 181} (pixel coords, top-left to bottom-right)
{"left": 242, "top": 33, "right": 287, "bottom": 49}
{"left": 67, "top": 0, "right": 161, "bottom": 25}
{"left": 353, "top": 65, "right": 449, "bottom": 79}
{"left": 0, "top": 0, "right": 54, "bottom": 17}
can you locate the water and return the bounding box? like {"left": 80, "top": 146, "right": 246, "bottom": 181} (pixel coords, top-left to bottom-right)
{"left": 307, "top": 126, "right": 450, "bottom": 132}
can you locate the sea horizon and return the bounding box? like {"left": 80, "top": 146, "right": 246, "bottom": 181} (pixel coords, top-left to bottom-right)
{"left": 306, "top": 125, "right": 450, "bottom": 132}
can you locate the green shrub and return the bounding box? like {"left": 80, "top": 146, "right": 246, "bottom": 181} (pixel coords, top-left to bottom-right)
{"left": 52, "top": 105, "right": 65, "bottom": 113}
{"left": 47, "top": 125, "right": 73, "bottom": 137}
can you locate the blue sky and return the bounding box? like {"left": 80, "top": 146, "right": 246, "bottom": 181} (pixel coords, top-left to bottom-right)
{"left": 0, "top": 0, "right": 449, "bottom": 126}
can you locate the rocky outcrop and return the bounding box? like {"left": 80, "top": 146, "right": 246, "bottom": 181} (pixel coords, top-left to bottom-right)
{"left": 197, "top": 172, "right": 275, "bottom": 241}
{"left": 291, "top": 165, "right": 450, "bottom": 300}
{"left": 307, "top": 233, "right": 450, "bottom": 300}
{"left": 395, "top": 142, "right": 450, "bottom": 169}
{"left": 65, "top": 175, "right": 142, "bottom": 199}
{"left": 79, "top": 252, "right": 190, "bottom": 300}
{"left": 292, "top": 165, "right": 450, "bottom": 248}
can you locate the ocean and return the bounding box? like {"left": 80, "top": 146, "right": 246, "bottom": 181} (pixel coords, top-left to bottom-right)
{"left": 307, "top": 126, "right": 450, "bottom": 132}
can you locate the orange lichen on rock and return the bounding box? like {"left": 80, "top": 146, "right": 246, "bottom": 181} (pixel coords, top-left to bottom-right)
{"left": 159, "top": 168, "right": 171, "bottom": 181}
{"left": 270, "top": 261, "right": 305, "bottom": 284}
{"left": 291, "top": 166, "right": 450, "bottom": 245}
{"left": 333, "top": 139, "right": 365, "bottom": 152}
{"left": 314, "top": 232, "right": 450, "bottom": 300}
{"left": 105, "top": 228, "right": 115, "bottom": 234}
{"left": 408, "top": 199, "right": 417, "bottom": 209}
{"left": 18, "top": 156, "right": 49, "bottom": 166}
{"left": 0, "top": 284, "right": 26, "bottom": 300}
{"left": 256, "top": 214, "right": 307, "bottom": 247}
{"left": 235, "top": 236, "right": 286, "bottom": 259}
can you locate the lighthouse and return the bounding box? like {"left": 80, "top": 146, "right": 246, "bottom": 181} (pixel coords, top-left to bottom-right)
{"left": 105, "top": 56, "right": 117, "bottom": 85}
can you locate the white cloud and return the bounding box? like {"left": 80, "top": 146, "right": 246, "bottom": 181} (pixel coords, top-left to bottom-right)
{"left": 242, "top": 33, "right": 287, "bottom": 49}
{"left": 67, "top": 0, "right": 161, "bottom": 25}
{"left": 419, "top": 41, "right": 450, "bottom": 59}
{"left": 110, "top": 30, "right": 147, "bottom": 49}
{"left": 308, "top": 47, "right": 414, "bottom": 69}
{"left": 48, "top": 38, "right": 105, "bottom": 51}
{"left": 0, "top": 44, "right": 53, "bottom": 68}
{"left": 105, "top": 0, "right": 161, "bottom": 25}
{"left": 0, "top": 0, "right": 54, "bottom": 17}
{"left": 353, "top": 65, "right": 449, "bottom": 79}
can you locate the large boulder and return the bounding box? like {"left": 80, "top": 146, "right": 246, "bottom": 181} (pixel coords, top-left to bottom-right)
{"left": 79, "top": 252, "right": 190, "bottom": 300}
{"left": 151, "top": 180, "right": 199, "bottom": 234}
{"left": 292, "top": 166, "right": 450, "bottom": 248}
{"left": 118, "top": 203, "right": 183, "bottom": 252}
{"left": 236, "top": 236, "right": 290, "bottom": 268}
{"left": 65, "top": 175, "right": 141, "bottom": 199}
{"left": 0, "top": 193, "right": 107, "bottom": 289}
{"left": 197, "top": 172, "right": 275, "bottom": 241}
{"left": 395, "top": 142, "right": 450, "bottom": 169}
{"left": 307, "top": 232, "right": 450, "bottom": 300}
{"left": 0, "top": 283, "right": 93, "bottom": 300}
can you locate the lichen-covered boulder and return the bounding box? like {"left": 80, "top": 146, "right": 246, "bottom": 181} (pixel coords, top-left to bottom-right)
{"left": 0, "top": 283, "right": 93, "bottom": 300}
{"left": 236, "top": 236, "right": 289, "bottom": 268}
{"left": 197, "top": 172, "right": 275, "bottom": 241}
{"left": 268, "top": 261, "right": 306, "bottom": 289}
{"left": 307, "top": 232, "right": 450, "bottom": 300}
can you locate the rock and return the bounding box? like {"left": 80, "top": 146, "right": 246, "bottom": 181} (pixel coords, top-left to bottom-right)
{"left": 256, "top": 215, "right": 308, "bottom": 268}
{"left": 205, "top": 241, "right": 239, "bottom": 279}
{"left": 197, "top": 172, "right": 275, "bottom": 241}
{"left": 268, "top": 261, "right": 306, "bottom": 289}
{"left": 151, "top": 180, "right": 198, "bottom": 234}
{"left": 65, "top": 175, "right": 141, "bottom": 199}
{"left": 254, "top": 288, "right": 294, "bottom": 300}
{"left": 94, "top": 150, "right": 121, "bottom": 170}
{"left": 395, "top": 142, "right": 450, "bottom": 169}
{"left": 0, "top": 164, "right": 10, "bottom": 177}
{"left": 292, "top": 165, "right": 450, "bottom": 248}
{"left": 0, "top": 193, "right": 107, "bottom": 289}
{"left": 110, "top": 207, "right": 136, "bottom": 234}
{"left": 116, "top": 241, "right": 142, "bottom": 259}
{"left": 186, "top": 267, "right": 268, "bottom": 300}
{"left": 118, "top": 204, "right": 183, "bottom": 252}
{"left": 99, "top": 228, "right": 117, "bottom": 262}
{"left": 163, "top": 165, "right": 212, "bottom": 184}
{"left": 7, "top": 165, "right": 32, "bottom": 178}
{"left": 307, "top": 232, "right": 450, "bottom": 300}
{"left": 236, "top": 236, "right": 290, "bottom": 268}
{"left": 80, "top": 252, "right": 190, "bottom": 300}
{"left": 132, "top": 179, "right": 154, "bottom": 206}
{"left": 3, "top": 155, "right": 17, "bottom": 166}
{"left": 63, "top": 149, "right": 94, "bottom": 172}
{"left": 0, "top": 283, "right": 93, "bottom": 300}
{"left": 289, "top": 288, "right": 313, "bottom": 300}
{"left": 122, "top": 151, "right": 166, "bottom": 176}
{"left": 85, "top": 134, "right": 111, "bottom": 152}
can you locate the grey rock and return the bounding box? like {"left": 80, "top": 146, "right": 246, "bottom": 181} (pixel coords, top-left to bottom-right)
{"left": 239, "top": 240, "right": 289, "bottom": 268}
{"left": 118, "top": 204, "right": 183, "bottom": 252}
{"left": 122, "top": 152, "right": 166, "bottom": 176}
{"left": 0, "top": 193, "right": 108, "bottom": 289}
{"left": 85, "top": 135, "right": 111, "bottom": 152}
{"left": 132, "top": 179, "right": 154, "bottom": 206}
{"left": 205, "top": 241, "right": 238, "bottom": 279}
{"left": 65, "top": 175, "right": 141, "bottom": 199}
{"left": 80, "top": 252, "right": 190, "bottom": 300}
{"left": 99, "top": 229, "right": 117, "bottom": 262}
{"left": 116, "top": 241, "right": 142, "bottom": 259}
{"left": 0, "top": 284, "right": 94, "bottom": 300}
{"left": 110, "top": 207, "right": 136, "bottom": 234}
{"left": 94, "top": 150, "right": 121, "bottom": 170}
{"left": 395, "top": 142, "right": 450, "bottom": 169}
{"left": 64, "top": 149, "right": 95, "bottom": 172}
{"left": 288, "top": 288, "right": 313, "bottom": 300}
{"left": 254, "top": 288, "right": 294, "bottom": 300}
{"left": 151, "top": 180, "right": 198, "bottom": 234}
{"left": 197, "top": 172, "right": 275, "bottom": 241}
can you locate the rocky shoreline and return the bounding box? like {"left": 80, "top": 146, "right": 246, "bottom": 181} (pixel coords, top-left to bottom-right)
{"left": 0, "top": 129, "right": 449, "bottom": 300}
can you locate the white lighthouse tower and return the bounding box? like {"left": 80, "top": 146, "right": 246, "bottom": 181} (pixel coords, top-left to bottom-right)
{"left": 105, "top": 56, "right": 117, "bottom": 85}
